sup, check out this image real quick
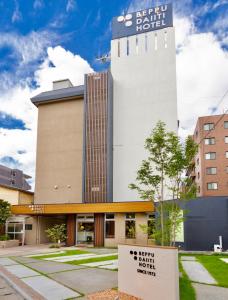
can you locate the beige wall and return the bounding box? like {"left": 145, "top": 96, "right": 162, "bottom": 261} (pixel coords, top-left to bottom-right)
{"left": 105, "top": 213, "right": 149, "bottom": 247}
{"left": 25, "top": 217, "right": 38, "bottom": 245}
{"left": 35, "top": 98, "right": 84, "bottom": 204}
{"left": 38, "top": 216, "right": 66, "bottom": 244}
{"left": 0, "top": 186, "right": 33, "bottom": 206}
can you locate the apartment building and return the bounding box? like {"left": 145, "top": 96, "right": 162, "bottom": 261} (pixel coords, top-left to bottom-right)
{"left": 0, "top": 164, "right": 31, "bottom": 192}
{"left": 192, "top": 115, "right": 228, "bottom": 196}
{"left": 11, "top": 4, "right": 178, "bottom": 246}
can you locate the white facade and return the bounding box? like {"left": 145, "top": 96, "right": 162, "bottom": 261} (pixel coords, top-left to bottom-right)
{"left": 111, "top": 27, "right": 178, "bottom": 202}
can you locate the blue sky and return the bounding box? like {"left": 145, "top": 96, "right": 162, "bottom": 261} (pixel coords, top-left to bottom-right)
{"left": 0, "top": 0, "right": 227, "bottom": 185}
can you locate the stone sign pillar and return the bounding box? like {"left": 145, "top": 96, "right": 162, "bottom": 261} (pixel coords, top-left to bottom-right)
{"left": 118, "top": 244, "right": 179, "bottom": 300}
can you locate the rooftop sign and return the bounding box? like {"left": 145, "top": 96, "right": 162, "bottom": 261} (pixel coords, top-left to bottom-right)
{"left": 112, "top": 3, "right": 173, "bottom": 40}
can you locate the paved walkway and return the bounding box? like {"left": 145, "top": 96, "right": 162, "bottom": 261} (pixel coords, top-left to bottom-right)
{"left": 0, "top": 251, "right": 118, "bottom": 299}
{"left": 181, "top": 256, "right": 217, "bottom": 285}
{"left": 193, "top": 283, "right": 228, "bottom": 300}
{"left": 0, "top": 276, "right": 24, "bottom": 300}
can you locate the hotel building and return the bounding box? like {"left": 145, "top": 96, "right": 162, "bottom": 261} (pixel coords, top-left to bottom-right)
{"left": 190, "top": 114, "right": 228, "bottom": 197}
{"left": 11, "top": 4, "right": 178, "bottom": 246}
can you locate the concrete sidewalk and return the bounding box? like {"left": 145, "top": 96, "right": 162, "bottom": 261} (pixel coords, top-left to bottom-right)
{"left": 193, "top": 283, "right": 228, "bottom": 300}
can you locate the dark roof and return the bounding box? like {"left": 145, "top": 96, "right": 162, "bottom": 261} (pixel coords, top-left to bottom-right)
{"left": 31, "top": 85, "right": 84, "bottom": 106}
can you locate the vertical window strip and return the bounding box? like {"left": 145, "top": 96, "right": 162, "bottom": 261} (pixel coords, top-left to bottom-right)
{"left": 145, "top": 34, "right": 148, "bottom": 52}
{"left": 164, "top": 31, "right": 167, "bottom": 48}
{"left": 136, "top": 35, "right": 139, "bottom": 54}
{"left": 155, "top": 33, "right": 158, "bottom": 50}
{"left": 127, "top": 38, "right": 130, "bottom": 56}
{"left": 118, "top": 40, "right": 120, "bottom": 57}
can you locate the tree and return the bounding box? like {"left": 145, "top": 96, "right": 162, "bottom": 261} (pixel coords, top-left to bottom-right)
{"left": 0, "top": 199, "right": 11, "bottom": 234}
{"left": 129, "top": 121, "right": 198, "bottom": 246}
{"left": 45, "top": 224, "right": 67, "bottom": 247}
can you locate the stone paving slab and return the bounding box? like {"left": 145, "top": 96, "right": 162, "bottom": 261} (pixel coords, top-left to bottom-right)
{"left": 99, "top": 263, "right": 118, "bottom": 270}
{"left": 45, "top": 253, "right": 95, "bottom": 261}
{"left": 5, "top": 264, "right": 38, "bottom": 278}
{"left": 193, "top": 283, "right": 228, "bottom": 300}
{"left": 22, "top": 275, "right": 81, "bottom": 300}
{"left": 81, "top": 259, "right": 118, "bottom": 267}
{"left": 220, "top": 258, "right": 228, "bottom": 264}
{"left": 0, "top": 258, "right": 18, "bottom": 266}
{"left": 50, "top": 268, "right": 118, "bottom": 294}
{"left": 182, "top": 261, "right": 217, "bottom": 284}
{"left": 51, "top": 252, "right": 118, "bottom": 263}
{"left": 26, "top": 251, "right": 65, "bottom": 257}
{"left": 12, "top": 256, "right": 42, "bottom": 264}
{"left": 26, "top": 260, "right": 86, "bottom": 274}
{"left": 181, "top": 256, "right": 196, "bottom": 261}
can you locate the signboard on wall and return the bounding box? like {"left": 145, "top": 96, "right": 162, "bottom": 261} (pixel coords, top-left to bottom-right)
{"left": 118, "top": 244, "right": 179, "bottom": 300}
{"left": 112, "top": 3, "right": 173, "bottom": 40}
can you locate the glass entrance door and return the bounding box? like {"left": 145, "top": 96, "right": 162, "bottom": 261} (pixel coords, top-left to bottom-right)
{"left": 76, "top": 214, "right": 94, "bottom": 244}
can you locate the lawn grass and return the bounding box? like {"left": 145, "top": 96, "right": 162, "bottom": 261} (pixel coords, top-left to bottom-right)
{"left": 196, "top": 254, "right": 228, "bottom": 288}
{"left": 68, "top": 254, "right": 118, "bottom": 265}
{"left": 32, "top": 249, "right": 89, "bottom": 260}
{"left": 179, "top": 260, "right": 196, "bottom": 300}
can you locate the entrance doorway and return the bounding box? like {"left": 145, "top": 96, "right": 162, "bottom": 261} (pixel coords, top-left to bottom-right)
{"left": 76, "top": 214, "right": 94, "bottom": 245}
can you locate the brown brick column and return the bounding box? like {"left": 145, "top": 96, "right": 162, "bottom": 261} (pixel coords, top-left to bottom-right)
{"left": 66, "top": 214, "right": 76, "bottom": 246}
{"left": 94, "top": 213, "right": 104, "bottom": 247}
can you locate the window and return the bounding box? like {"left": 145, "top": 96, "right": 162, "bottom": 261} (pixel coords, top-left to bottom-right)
{"left": 205, "top": 152, "right": 216, "bottom": 160}
{"left": 125, "top": 213, "right": 136, "bottom": 239}
{"left": 225, "top": 137, "right": 228, "bottom": 144}
{"left": 226, "top": 152, "right": 228, "bottom": 159}
{"left": 206, "top": 167, "right": 217, "bottom": 175}
{"left": 197, "top": 158, "right": 199, "bottom": 165}
{"left": 105, "top": 213, "right": 115, "bottom": 238}
{"left": 226, "top": 166, "right": 228, "bottom": 174}
{"left": 198, "top": 185, "right": 200, "bottom": 193}
{"left": 224, "top": 121, "right": 228, "bottom": 129}
{"left": 25, "top": 224, "right": 32, "bottom": 230}
{"left": 204, "top": 123, "right": 214, "bottom": 131}
{"left": 197, "top": 172, "right": 200, "bottom": 179}
{"left": 147, "top": 214, "right": 155, "bottom": 239}
{"left": 207, "top": 182, "right": 218, "bottom": 190}
{"left": 204, "top": 137, "right": 215, "bottom": 145}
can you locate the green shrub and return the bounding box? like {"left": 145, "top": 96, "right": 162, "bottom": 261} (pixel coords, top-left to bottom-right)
{"left": 0, "top": 234, "right": 10, "bottom": 241}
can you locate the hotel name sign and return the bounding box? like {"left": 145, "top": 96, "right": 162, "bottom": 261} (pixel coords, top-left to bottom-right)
{"left": 112, "top": 3, "right": 173, "bottom": 39}
{"left": 118, "top": 244, "right": 179, "bottom": 300}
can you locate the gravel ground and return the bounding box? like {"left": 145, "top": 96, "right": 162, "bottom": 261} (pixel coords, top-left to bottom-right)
{"left": 87, "top": 289, "right": 141, "bottom": 300}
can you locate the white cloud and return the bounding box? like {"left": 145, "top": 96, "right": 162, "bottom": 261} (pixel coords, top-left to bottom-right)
{"left": 12, "top": 0, "right": 22, "bottom": 23}
{"left": 0, "top": 31, "right": 57, "bottom": 66}
{"left": 175, "top": 16, "right": 228, "bottom": 138}
{"left": 66, "top": 0, "right": 76, "bottom": 12}
{"left": 0, "top": 46, "right": 93, "bottom": 189}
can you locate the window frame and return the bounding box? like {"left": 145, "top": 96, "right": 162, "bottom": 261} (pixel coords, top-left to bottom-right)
{"left": 224, "top": 121, "right": 228, "bottom": 129}
{"left": 125, "top": 213, "right": 136, "bottom": 239}
{"left": 207, "top": 182, "right": 218, "bottom": 190}
{"left": 105, "top": 213, "right": 115, "bottom": 239}
{"left": 206, "top": 167, "right": 217, "bottom": 175}
{"left": 204, "top": 137, "right": 215, "bottom": 145}
{"left": 225, "top": 136, "right": 228, "bottom": 144}
{"left": 205, "top": 152, "right": 216, "bottom": 160}
{"left": 203, "top": 123, "right": 214, "bottom": 131}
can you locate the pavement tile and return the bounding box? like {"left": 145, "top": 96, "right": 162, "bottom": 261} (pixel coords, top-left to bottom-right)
{"left": 50, "top": 268, "right": 118, "bottom": 294}
{"left": 193, "top": 283, "right": 228, "bottom": 300}
{"left": 181, "top": 256, "right": 196, "bottom": 261}
{"left": 52, "top": 252, "right": 118, "bottom": 263}
{"left": 5, "top": 264, "right": 38, "bottom": 278}
{"left": 182, "top": 261, "right": 217, "bottom": 284}
{"left": 22, "top": 275, "right": 80, "bottom": 300}
{"left": 0, "top": 258, "right": 18, "bottom": 266}
{"left": 26, "top": 260, "right": 85, "bottom": 274}
{"left": 81, "top": 259, "right": 118, "bottom": 267}
{"left": 12, "top": 257, "right": 41, "bottom": 264}
{"left": 220, "top": 258, "right": 228, "bottom": 264}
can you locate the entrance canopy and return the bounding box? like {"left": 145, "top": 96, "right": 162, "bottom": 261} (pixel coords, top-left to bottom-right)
{"left": 11, "top": 201, "right": 154, "bottom": 215}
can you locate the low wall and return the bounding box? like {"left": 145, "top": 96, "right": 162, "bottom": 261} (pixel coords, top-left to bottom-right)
{"left": 0, "top": 240, "right": 19, "bottom": 248}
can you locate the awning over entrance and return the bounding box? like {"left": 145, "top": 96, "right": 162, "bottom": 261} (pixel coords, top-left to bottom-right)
{"left": 11, "top": 201, "right": 154, "bottom": 215}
